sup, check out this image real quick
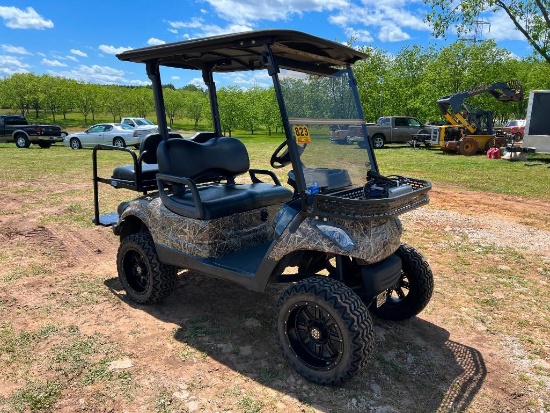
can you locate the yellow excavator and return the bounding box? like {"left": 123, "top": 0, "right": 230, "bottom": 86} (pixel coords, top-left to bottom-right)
{"left": 428, "top": 81, "right": 523, "bottom": 155}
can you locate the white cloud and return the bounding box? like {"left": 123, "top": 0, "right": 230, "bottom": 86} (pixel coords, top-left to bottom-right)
{"left": 329, "top": 0, "right": 429, "bottom": 44}
{"left": 378, "top": 25, "right": 411, "bottom": 42}
{"left": 484, "top": 10, "right": 526, "bottom": 42}
{"left": 51, "top": 64, "right": 147, "bottom": 85}
{"left": 344, "top": 28, "right": 374, "bottom": 43}
{"left": 66, "top": 55, "right": 79, "bottom": 62}
{"left": 147, "top": 37, "right": 166, "bottom": 46}
{"left": 0, "top": 6, "right": 53, "bottom": 29}
{"left": 1, "top": 44, "right": 31, "bottom": 55}
{"left": 0, "top": 55, "right": 30, "bottom": 77}
{"left": 171, "top": 76, "right": 180, "bottom": 80}
{"left": 205, "top": 0, "right": 347, "bottom": 25}
{"left": 168, "top": 18, "right": 253, "bottom": 38}
{"left": 98, "top": 45, "right": 133, "bottom": 55}
{"left": 42, "top": 58, "right": 67, "bottom": 67}
{"left": 190, "top": 77, "right": 206, "bottom": 88}
{"left": 71, "top": 49, "right": 88, "bottom": 57}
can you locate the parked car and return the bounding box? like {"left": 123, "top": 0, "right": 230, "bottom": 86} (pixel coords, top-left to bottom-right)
{"left": 496, "top": 119, "right": 525, "bottom": 141}
{"left": 64, "top": 123, "right": 139, "bottom": 149}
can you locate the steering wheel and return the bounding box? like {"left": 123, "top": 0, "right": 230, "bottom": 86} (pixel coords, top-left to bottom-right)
{"left": 270, "top": 141, "right": 291, "bottom": 168}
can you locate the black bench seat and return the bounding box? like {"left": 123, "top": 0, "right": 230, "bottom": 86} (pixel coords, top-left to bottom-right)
{"left": 156, "top": 137, "right": 293, "bottom": 220}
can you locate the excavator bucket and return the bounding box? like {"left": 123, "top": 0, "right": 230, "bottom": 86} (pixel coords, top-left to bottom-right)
{"left": 493, "top": 80, "right": 523, "bottom": 102}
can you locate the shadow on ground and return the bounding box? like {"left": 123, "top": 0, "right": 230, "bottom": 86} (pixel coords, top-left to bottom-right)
{"left": 105, "top": 272, "right": 486, "bottom": 412}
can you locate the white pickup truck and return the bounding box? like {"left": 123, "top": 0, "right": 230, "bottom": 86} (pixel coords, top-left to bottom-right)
{"left": 121, "top": 117, "right": 161, "bottom": 140}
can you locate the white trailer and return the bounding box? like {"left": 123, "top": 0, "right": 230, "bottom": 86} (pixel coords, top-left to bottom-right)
{"left": 524, "top": 90, "right": 550, "bottom": 154}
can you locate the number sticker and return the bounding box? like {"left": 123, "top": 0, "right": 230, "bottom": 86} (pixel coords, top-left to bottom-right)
{"left": 293, "top": 125, "right": 311, "bottom": 144}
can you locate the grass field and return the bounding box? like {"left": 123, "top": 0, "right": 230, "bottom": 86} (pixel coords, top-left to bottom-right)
{"left": 0, "top": 136, "right": 549, "bottom": 412}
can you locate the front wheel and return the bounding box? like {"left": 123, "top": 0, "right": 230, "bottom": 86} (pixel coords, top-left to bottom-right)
{"left": 69, "top": 138, "right": 82, "bottom": 149}
{"left": 117, "top": 232, "right": 177, "bottom": 304}
{"left": 370, "top": 244, "right": 434, "bottom": 321}
{"left": 276, "top": 277, "right": 375, "bottom": 385}
{"left": 371, "top": 134, "right": 385, "bottom": 149}
{"left": 15, "top": 134, "right": 30, "bottom": 148}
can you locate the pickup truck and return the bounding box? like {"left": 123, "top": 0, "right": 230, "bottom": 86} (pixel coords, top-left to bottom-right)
{"left": 350, "top": 116, "right": 432, "bottom": 149}
{"left": 121, "top": 117, "right": 169, "bottom": 140}
{"left": 0, "top": 114, "right": 63, "bottom": 148}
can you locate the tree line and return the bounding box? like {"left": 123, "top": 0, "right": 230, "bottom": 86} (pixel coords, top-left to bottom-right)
{"left": 1, "top": 39, "right": 549, "bottom": 131}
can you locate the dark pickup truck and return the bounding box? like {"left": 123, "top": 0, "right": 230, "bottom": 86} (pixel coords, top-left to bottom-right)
{"left": 0, "top": 115, "right": 63, "bottom": 148}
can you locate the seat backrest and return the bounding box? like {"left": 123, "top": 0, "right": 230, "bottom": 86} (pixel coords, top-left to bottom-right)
{"left": 157, "top": 137, "right": 249, "bottom": 183}
{"left": 140, "top": 133, "right": 182, "bottom": 164}
{"left": 188, "top": 131, "right": 218, "bottom": 143}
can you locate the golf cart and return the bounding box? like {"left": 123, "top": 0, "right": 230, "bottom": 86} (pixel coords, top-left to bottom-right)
{"left": 93, "top": 30, "right": 434, "bottom": 385}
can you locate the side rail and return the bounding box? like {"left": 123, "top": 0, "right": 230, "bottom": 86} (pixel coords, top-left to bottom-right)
{"left": 92, "top": 144, "right": 139, "bottom": 226}
{"left": 156, "top": 173, "right": 206, "bottom": 219}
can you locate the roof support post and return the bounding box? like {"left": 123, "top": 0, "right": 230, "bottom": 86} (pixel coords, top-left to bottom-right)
{"left": 202, "top": 68, "right": 222, "bottom": 137}
{"left": 146, "top": 59, "right": 169, "bottom": 140}
{"left": 263, "top": 44, "right": 308, "bottom": 210}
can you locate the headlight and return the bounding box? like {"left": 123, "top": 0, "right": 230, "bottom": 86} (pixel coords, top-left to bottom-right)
{"left": 314, "top": 223, "right": 355, "bottom": 250}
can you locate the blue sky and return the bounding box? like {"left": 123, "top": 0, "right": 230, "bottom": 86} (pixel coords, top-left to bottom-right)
{"left": 0, "top": 1, "right": 531, "bottom": 88}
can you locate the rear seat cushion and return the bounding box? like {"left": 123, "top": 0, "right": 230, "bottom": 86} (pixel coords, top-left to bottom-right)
{"left": 163, "top": 183, "right": 292, "bottom": 219}
{"left": 112, "top": 163, "right": 159, "bottom": 182}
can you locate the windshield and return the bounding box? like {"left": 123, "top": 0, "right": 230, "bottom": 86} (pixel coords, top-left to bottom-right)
{"left": 135, "top": 118, "right": 154, "bottom": 126}
{"left": 280, "top": 68, "right": 372, "bottom": 187}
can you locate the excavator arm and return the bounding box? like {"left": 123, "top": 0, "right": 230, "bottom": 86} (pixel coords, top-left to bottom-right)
{"left": 437, "top": 81, "right": 523, "bottom": 133}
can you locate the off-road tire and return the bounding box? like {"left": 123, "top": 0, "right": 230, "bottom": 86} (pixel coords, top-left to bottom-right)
{"left": 15, "top": 134, "right": 30, "bottom": 148}
{"left": 276, "top": 277, "right": 375, "bottom": 385}
{"left": 458, "top": 138, "right": 478, "bottom": 156}
{"left": 370, "top": 244, "right": 434, "bottom": 321}
{"left": 117, "top": 232, "right": 177, "bottom": 304}
{"left": 371, "top": 134, "right": 385, "bottom": 149}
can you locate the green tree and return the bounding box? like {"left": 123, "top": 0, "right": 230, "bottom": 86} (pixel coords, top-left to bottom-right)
{"left": 104, "top": 85, "right": 127, "bottom": 122}
{"left": 164, "top": 88, "right": 184, "bottom": 127}
{"left": 184, "top": 89, "right": 209, "bottom": 129}
{"left": 353, "top": 47, "right": 392, "bottom": 121}
{"left": 424, "top": 0, "right": 550, "bottom": 63}
{"left": 218, "top": 86, "right": 241, "bottom": 137}
{"left": 74, "top": 83, "right": 96, "bottom": 124}
{"left": 259, "top": 87, "right": 281, "bottom": 135}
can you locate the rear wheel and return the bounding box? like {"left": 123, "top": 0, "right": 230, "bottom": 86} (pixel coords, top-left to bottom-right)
{"left": 15, "top": 134, "right": 30, "bottom": 148}
{"left": 371, "top": 134, "right": 385, "bottom": 149}
{"left": 370, "top": 244, "right": 434, "bottom": 321}
{"left": 458, "top": 138, "right": 478, "bottom": 156}
{"left": 117, "top": 232, "right": 177, "bottom": 304}
{"left": 276, "top": 277, "right": 374, "bottom": 385}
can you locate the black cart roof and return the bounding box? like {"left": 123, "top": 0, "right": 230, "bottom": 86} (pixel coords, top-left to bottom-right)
{"left": 117, "top": 29, "right": 368, "bottom": 75}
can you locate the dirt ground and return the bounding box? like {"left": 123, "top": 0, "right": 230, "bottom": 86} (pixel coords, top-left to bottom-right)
{"left": 1, "top": 180, "right": 549, "bottom": 413}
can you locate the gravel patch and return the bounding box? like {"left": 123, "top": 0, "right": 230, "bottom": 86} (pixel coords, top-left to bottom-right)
{"left": 402, "top": 208, "right": 550, "bottom": 261}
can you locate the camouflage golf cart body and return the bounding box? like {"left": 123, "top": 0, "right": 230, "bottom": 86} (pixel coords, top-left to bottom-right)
{"left": 93, "top": 30, "right": 434, "bottom": 385}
